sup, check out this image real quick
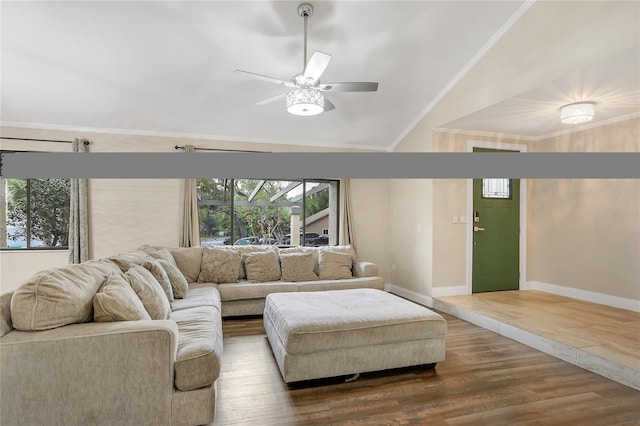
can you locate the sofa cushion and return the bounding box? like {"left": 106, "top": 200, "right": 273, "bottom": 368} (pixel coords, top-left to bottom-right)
{"left": 280, "top": 252, "right": 318, "bottom": 282}
{"left": 317, "top": 250, "right": 353, "bottom": 280}
{"left": 297, "top": 276, "right": 385, "bottom": 292}
{"left": 231, "top": 245, "right": 279, "bottom": 280}
{"left": 168, "top": 247, "right": 203, "bottom": 282}
{"left": 148, "top": 248, "right": 178, "bottom": 267}
{"left": 104, "top": 251, "right": 151, "bottom": 273}
{"left": 171, "top": 287, "right": 221, "bottom": 313}
{"left": 280, "top": 247, "right": 320, "bottom": 274}
{"left": 156, "top": 259, "right": 189, "bottom": 299}
{"left": 171, "top": 306, "right": 222, "bottom": 391}
{"left": 217, "top": 281, "right": 298, "bottom": 302}
{"left": 1, "top": 291, "right": 14, "bottom": 337}
{"left": 93, "top": 273, "right": 151, "bottom": 322}
{"left": 10, "top": 261, "right": 121, "bottom": 331}
{"left": 198, "top": 246, "right": 241, "bottom": 284}
{"left": 125, "top": 265, "right": 170, "bottom": 320}
{"left": 243, "top": 250, "right": 281, "bottom": 282}
{"left": 142, "top": 259, "right": 175, "bottom": 304}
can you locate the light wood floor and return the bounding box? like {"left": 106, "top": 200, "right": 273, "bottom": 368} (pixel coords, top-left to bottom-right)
{"left": 214, "top": 311, "right": 639, "bottom": 425}
{"left": 435, "top": 291, "right": 640, "bottom": 390}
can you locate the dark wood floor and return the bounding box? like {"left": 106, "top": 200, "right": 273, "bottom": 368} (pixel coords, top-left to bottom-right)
{"left": 214, "top": 312, "right": 639, "bottom": 425}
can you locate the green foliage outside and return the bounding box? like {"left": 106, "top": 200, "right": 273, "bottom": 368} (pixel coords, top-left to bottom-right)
{"left": 197, "top": 179, "right": 330, "bottom": 245}
{"left": 6, "top": 179, "right": 70, "bottom": 247}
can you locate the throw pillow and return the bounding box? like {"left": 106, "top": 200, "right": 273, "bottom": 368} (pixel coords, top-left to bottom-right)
{"left": 93, "top": 273, "right": 151, "bottom": 322}
{"left": 280, "top": 252, "right": 318, "bottom": 282}
{"left": 198, "top": 246, "right": 241, "bottom": 284}
{"left": 142, "top": 259, "right": 175, "bottom": 304}
{"left": 168, "top": 247, "right": 203, "bottom": 282}
{"left": 157, "top": 259, "right": 190, "bottom": 299}
{"left": 125, "top": 265, "right": 170, "bottom": 320}
{"left": 318, "top": 250, "right": 353, "bottom": 280}
{"left": 243, "top": 250, "right": 281, "bottom": 282}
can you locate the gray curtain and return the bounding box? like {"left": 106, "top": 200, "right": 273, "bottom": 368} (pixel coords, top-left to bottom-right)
{"left": 180, "top": 145, "right": 201, "bottom": 247}
{"left": 68, "top": 139, "right": 90, "bottom": 263}
{"left": 339, "top": 178, "right": 356, "bottom": 249}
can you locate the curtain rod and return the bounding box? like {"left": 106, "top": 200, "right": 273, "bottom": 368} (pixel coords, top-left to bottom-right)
{"left": 174, "top": 145, "right": 270, "bottom": 154}
{"left": 1, "top": 137, "right": 90, "bottom": 145}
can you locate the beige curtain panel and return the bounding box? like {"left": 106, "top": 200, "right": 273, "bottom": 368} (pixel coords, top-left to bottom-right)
{"left": 338, "top": 178, "right": 355, "bottom": 250}
{"left": 68, "top": 139, "right": 90, "bottom": 264}
{"left": 180, "top": 145, "right": 201, "bottom": 247}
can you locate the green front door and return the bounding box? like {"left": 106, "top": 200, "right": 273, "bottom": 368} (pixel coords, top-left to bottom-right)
{"left": 472, "top": 148, "right": 520, "bottom": 293}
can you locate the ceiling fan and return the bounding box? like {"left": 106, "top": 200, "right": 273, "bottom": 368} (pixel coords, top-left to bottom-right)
{"left": 234, "top": 2, "right": 378, "bottom": 116}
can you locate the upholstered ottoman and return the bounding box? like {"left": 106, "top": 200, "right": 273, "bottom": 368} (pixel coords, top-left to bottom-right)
{"left": 263, "top": 288, "right": 447, "bottom": 383}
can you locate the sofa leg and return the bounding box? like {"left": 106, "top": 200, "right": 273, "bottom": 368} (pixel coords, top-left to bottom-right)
{"left": 422, "top": 363, "right": 437, "bottom": 370}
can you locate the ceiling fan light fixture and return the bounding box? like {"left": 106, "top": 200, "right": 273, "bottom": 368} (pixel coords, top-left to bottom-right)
{"left": 286, "top": 87, "right": 324, "bottom": 116}
{"left": 560, "top": 102, "right": 595, "bottom": 124}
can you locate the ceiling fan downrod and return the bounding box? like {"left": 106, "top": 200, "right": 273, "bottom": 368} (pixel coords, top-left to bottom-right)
{"left": 298, "top": 3, "right": 314, "bottom": 72}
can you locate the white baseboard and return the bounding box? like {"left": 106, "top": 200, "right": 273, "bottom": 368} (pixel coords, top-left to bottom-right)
{"left": 385, "top": 283, "right": 434, "bottom": 308}
{"left": 432, "top": 285, "right": 468, "bottom": 297}
{"left": 525, "top": 281, "right": 640, "bottom": 313}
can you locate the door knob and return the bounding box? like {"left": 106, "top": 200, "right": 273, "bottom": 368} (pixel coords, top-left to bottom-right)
{"left": 473, "top": 226, "right": 485, "bottom": 232}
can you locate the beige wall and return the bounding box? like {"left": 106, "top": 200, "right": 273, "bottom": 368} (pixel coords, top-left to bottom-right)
{"left": 431, "top": 133, "right": 528, "bottom": 289}
{"left": 1, "top": 126, "right": 392, "bottom": 291}
{"left": 527, "top": 118, "right": 640, "bottom": 300}
{"left": 389, "top": 0, "right": 639, "bottom": 299}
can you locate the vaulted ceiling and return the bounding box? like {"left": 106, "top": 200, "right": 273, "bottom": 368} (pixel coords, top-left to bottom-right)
{"left": 2, "top": 1, "right": 638, "bottom": 150}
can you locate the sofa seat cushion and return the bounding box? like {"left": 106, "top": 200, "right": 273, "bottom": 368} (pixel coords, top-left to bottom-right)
{"left": 297, "top": 276, "right": 385, "bottom": 292}
{"left": 171, "top": 287, "right": 221, "bottom": 313}
{"left": 217, "top": 281, "right": 298, "bottom": 302}
{"left": 264, "top": 289, "right": 447, "bottom": 355}
{"left": 171, "top": 306, "right": 223, "bottom": 391}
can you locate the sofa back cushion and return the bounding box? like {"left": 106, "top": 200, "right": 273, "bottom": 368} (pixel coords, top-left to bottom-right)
{"left": 93, "top": 273, "right": 151, "bottom": 322}
{"left": 126, "top": 265, "right": 171, "bottom": 320}
{"left": 10, "top": 261, "right": 121, "bottom": 331}
{"left": 142, "top": 259, "right": 178, "bottom": 302}
{"left": 168, "top": 247, "right": 203, "bottom": 282}
{"left": 198, "top": 246, "right": 241, "bottom": 284}
{"left": 148, "top": 248, "right": 178, "bottom": 266}
{"left": 231, "top": 245, "right": 279, "bottom": 279}
{"left": 243, "top": 250, "right": 281, "bottom": 282}
{"left": 103, "top": 250, "right": 151, "bottom": 272}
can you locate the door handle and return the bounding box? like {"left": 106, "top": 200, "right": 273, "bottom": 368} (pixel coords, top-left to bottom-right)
{"left": 473, "top": 226, "right": 485, "bottom": 232}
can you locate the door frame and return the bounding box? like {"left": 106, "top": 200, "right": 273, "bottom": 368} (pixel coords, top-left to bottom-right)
{"left": 465, "top": 140, "right": 527, "bottom": 294}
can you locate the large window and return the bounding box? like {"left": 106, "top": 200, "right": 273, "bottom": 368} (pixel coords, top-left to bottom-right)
{"left": 197, "top": 179, "right": 338, "bottom": 247}
{"left": 1, "top": 178, "right": 71, "bottom": 249}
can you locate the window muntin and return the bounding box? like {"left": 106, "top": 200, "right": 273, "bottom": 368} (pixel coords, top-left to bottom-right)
{"left": 197, "top": 179, "right": 338, "bottom": 246}
{"left": 2, "top": 178, "right": 70, "bottom": 249}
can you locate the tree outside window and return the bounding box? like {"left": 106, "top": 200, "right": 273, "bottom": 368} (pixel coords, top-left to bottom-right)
{"left": 2, "top": 178, "right": 70, "bottom": 249}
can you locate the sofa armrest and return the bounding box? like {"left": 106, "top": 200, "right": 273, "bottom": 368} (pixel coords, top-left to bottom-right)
{"left": 1, "top": 320, "right": 178, "bottom": 426}
{"left": 353, "top": 260, "right": 378, "bottom": 278}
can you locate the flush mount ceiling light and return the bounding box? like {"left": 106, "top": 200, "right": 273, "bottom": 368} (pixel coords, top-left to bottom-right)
{"left": 560, "top": 102, "right": 595, "bottom": 124}
{"left": 286, "top": 87, "right": 324, "bottom": 116}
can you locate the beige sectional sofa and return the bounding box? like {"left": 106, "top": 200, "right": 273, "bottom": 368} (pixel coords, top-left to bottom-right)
{"left": 0, "top": 244, "right": 383, "bottom": 426}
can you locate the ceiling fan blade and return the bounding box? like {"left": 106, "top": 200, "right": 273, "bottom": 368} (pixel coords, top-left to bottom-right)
{"left": 256, "top": 92, "right": 287, "bottom": 106}
{"left": 303, "top": 51, "right": 331, "bottom": 83}
{"left": 234, "top": 70, "right": 296, "bottom": 88}
{"left": 318, "top": 82, "right": 379, "bottom": 92}
{"left": 323, "top": 98, "right": 335, "bottom": 112}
